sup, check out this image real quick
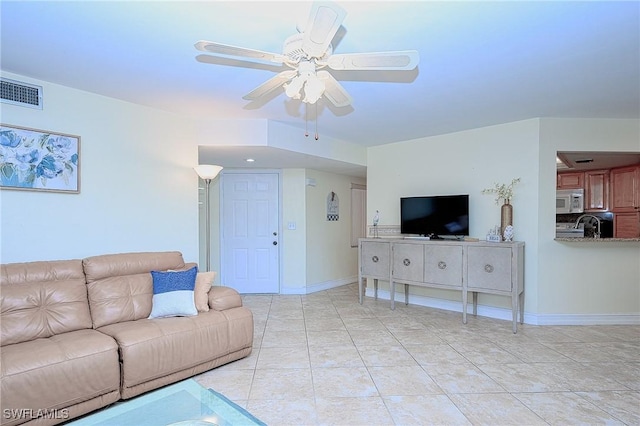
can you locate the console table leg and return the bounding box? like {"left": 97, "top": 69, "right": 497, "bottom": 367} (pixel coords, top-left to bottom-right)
{"left": 374, "top": 279, "right": 378, "bottom": 300}
{"left": 358, "top": 278, "right": 363, "bottom": 304}
{"left": 462, "top": 290, "right": 468, "bottom": 324}
{"left": 404, "top": 284, "right": 409, "bottom": 305}
{"left": 473, "top": 292, "right": 478, "bottom": 316}
{"left": 512, "top": 291, "right": 518, "bottom": 334}
{"left": 390, "top": 280, "right": 395, "bottom": 310}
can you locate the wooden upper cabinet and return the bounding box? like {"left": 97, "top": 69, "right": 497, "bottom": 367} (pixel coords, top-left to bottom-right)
{"left": 557, "top": 172, "right": 584, "bottom": 189}
{"left": 584, "top": 170, "right": 610, "bottom": 212}
{"left": 610, "top": 165, "right": 640, "bottom": 212}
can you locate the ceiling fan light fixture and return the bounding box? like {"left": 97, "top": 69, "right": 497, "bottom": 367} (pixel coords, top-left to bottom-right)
{"left": 284, "top": 75, "right": 304, "bottom": 99}
{"left": 302, "top": 74, "right": 325, "bottom": 104}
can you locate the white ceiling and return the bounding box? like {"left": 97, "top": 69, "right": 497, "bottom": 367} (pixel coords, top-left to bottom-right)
{"left": 1, "top": 1, "right": 638, "bottom": 176}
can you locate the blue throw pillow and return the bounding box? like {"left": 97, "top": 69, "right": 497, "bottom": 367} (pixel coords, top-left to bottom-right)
{"left": 148, "top": 266, "right": 198, "bottom": 318}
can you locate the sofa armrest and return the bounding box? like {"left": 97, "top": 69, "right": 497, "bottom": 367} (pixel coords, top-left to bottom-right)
{"left": 208, "top": 286, "right": 242, "bottom": 311}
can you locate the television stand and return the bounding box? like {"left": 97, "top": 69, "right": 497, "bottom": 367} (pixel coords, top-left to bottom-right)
{"left": 358, "top": 238, "right": 525, "bottom": 333}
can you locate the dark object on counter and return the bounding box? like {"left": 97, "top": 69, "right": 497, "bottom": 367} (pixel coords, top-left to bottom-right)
{"left": 599, "top": 219, "right": 613, "bottom": 238}
{"left": 582, "top": 218, "right": 613, "bottom": 238}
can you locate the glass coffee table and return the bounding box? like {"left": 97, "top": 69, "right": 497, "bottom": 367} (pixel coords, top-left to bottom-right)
{"left": 66, "top": 379, "right": 265, "bottom": 426}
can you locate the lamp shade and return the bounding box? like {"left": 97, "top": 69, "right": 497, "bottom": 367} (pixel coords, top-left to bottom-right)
{"left": 194, "top": 164, "right": 223, "bottom": 180}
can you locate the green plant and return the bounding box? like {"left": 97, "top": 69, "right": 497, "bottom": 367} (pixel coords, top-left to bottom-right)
{"left": 482, "top": 178, "right": 521, "bottom": 205}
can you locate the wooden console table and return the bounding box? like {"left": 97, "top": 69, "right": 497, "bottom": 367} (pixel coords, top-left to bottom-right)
{"left": 358, "top": 238, "right": 525, "bottom": 333}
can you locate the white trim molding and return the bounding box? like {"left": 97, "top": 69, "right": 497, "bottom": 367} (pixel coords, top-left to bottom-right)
{"left": 281, "top": 276, "right": 357, "bottom": 295}
{"left": 365, "top": 289, "right": 640, "bottom": 326}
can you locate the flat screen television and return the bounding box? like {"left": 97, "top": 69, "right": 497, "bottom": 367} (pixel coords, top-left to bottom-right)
{"left": 400, "top": 194, "right": 469, "bottom": 238}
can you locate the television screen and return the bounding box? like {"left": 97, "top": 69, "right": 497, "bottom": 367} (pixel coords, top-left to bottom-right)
{"left": 400, "top": 195, "right": 469, "bottom": 237}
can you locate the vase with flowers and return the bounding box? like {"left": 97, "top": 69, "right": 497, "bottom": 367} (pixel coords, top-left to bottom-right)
{"left": 482, "top": 178, "right": 521, "bottom": 240}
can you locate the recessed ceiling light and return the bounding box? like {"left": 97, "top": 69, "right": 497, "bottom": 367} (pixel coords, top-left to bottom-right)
{"left": 245, "top": 158, "right": 255, "bottom": 163}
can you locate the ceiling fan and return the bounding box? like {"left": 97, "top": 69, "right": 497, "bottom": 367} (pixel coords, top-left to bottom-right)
{"left": 194, "top": 1, "right": 419, "bottom": 109}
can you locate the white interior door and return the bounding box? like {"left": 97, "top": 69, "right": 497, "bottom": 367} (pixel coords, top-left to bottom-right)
{"left": 221, "top": 172, "right": 280, "bottom": 293}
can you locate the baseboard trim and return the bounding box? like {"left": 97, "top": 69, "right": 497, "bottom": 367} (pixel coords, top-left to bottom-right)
{"left": 281, "top": 276, "right": 357, "bottom": 295}
{"left": 365, "top": 289, "right": 640, "bottom": 326}
{"left": 531, "top": 313, "right": 640, "bottom": 326}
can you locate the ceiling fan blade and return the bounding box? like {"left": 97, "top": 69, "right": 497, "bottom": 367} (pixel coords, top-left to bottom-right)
{"left": 302, "top": 1, "right": 347, "bottom": 58}
{"left": 242, "top": 70, "right": 297, "bottom": 101}
{"left": 195, "top": 40, "right": 285, "bottom": 64}
{"left": 317, "top": 71, "right": 352, "bottom": 107}
{"left": 327, "top": 50, "right": 420, "bottom": 71}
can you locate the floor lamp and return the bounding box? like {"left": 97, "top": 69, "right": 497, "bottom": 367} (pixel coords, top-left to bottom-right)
{"left": 194, "top": 164, "right": 223, "bottom": 272}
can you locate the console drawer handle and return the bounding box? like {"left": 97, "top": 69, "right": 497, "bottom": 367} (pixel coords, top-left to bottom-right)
{"left": 372, "top": 255, "right": 379, "bottom": 263}
{"left": 438, "top": 261, "right": 447, "bottom": 269}
{"left": 403, "top": 258, "right": 411, "bottom": 266}
{"left": 484, "top": 264, "right": 494, "bottom": 273}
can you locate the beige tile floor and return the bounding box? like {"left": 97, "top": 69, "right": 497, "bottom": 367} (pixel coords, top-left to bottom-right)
{"left": 195, "top": 283, "right": 640, "bottom": 425}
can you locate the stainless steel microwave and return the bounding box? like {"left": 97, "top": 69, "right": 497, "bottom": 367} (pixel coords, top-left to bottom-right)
{"left": 556, "top": 189, "right": 584, "bottom": 214}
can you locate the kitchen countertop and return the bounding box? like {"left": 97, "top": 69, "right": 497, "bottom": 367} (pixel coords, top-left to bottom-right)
{"left": 555, "top": 237, "right": 640, "bottom": 242}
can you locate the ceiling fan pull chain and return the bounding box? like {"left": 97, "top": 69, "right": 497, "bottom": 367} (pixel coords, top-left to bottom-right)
{"left": 315, "top": 102, "right": 319, "bottom": 140}
{"left": 304, "top": 103, "right": 309, "bottom": 137}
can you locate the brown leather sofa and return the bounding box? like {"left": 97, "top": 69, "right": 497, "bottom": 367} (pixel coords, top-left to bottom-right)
{"left": 0, "top": 251, "right": 253, "bottom": 426}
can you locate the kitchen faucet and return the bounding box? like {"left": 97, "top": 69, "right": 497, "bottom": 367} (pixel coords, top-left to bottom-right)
{"left": 574, "top": 214, "right": 601, "bottom": 238}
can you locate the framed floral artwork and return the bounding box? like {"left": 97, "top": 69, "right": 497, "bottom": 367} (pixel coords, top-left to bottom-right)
{"left": 0, "top": 124, "right": 80, "bottom": 193}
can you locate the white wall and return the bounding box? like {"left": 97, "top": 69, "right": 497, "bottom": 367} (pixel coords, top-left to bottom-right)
{"left": 367, "top": 117, "right": 640, "bottom": 324}
{"left": 281, "top": 168, "right": 307, "bottom": 293}
{"left": 536, "top": 118, "right": 640, "bottom": 321}
{"left": 304, "top": 169, "right": 366, "bottom": 292}
{"left": 208, "top": 167, "right": 362, "bottom": 294}
{"left": 0, "top": 73, "right": 201, "bottom": 263}
{"left": 268, "top": 121, "right": 367, "bottom": 167}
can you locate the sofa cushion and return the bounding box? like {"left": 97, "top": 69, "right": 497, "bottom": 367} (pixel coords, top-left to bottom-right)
{"left": 148, "top": 267, "right": 198, "bottom": 318}
{"left": 83, "top": 251, "right": 187, "bottom": 283}
{"left": 83, "top": 252, "right": 187, "bottom": 328}
{"left": 208, "top": 286, "right": 243, "bottom": 311}
{"left": 0, "top": 259, "right": 92, "bottom": 346}
{"left": 0, "top": 329, "right": 120, "bottom": 420}
{"left": 97, "top": 308, "right": 253, "bottom": 389}
{"left": 194, "top": 271, "right": 216, "bottom": 312}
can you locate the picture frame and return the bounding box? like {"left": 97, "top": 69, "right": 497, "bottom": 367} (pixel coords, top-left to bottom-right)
{"left": 326, "top": 191, "right": 339, "bottom": 221}
{"left": 0, "top": 124, "right": 80, "bottom": 193}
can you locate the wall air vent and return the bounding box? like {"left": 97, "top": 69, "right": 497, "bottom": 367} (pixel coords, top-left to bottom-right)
{"left": 0, "top": 78, "right": 43, "bottom": 109}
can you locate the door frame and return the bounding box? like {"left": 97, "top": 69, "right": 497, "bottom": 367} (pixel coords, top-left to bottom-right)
{"left": 218, "top": 169, "right": 283, "bottom": 293}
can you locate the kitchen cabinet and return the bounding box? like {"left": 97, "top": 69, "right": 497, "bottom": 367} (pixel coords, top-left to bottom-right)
{"left": 611, "top": 165, "right": 640, "bottom": 238}
{"left": 611, "top": 165, "right": 640, "bottom": 212}
{"left": 614, "top": 212, "right": 640, "bottom": 238}
{"left": 557, "top": 171, "right": 584, "bottom": 189}
{"left": 584, "top": 169, "right": 610, "bottom": 212}
{"left": 358, "top": 238, "right": 525, "bottom": 333}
